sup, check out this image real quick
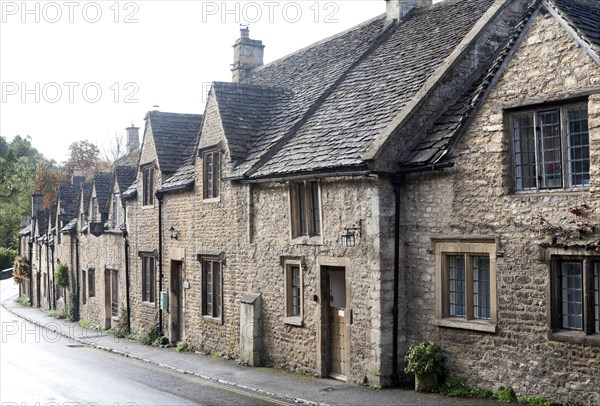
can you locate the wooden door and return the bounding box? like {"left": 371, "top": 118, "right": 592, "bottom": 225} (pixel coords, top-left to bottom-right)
{"left": 170, "top": 261, "right": 183, "bottom": 343}
{"left": 329, "top": 268, "right": 347, "bottom": 379}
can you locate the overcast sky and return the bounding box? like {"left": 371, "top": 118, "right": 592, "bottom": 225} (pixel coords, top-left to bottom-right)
{"left": 0, "top": 1, "right": 390, "bottom": 163}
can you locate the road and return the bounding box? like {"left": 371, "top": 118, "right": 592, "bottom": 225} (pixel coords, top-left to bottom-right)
{"left": 0, "top": 278, "right": 290, "bottom": 405}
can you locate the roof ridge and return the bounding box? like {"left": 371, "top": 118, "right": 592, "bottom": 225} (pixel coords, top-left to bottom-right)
{"left": 245, "top": 13, "right": 386, "bottom": 78}
{"left": 241, "top": 18, "right": 399, "bottom": 179}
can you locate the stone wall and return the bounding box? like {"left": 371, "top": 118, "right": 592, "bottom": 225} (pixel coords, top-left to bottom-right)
{"left": 402, "top": 12, "right": 600, "bottom": 404}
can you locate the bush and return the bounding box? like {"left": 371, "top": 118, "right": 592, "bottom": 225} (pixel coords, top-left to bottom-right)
{"left": 12, "top": 255, "right": 30, "bottom": 284}
{"left": 517, "top": 395, "right": 551, "bottom": 406}
{"left": 438, "top": 380, "right": 493, "bottom": 399}
{"left": 54, "top": 263, "right": 68, "bottom": 289}
{"left": 66, "top": 293, "right": 77, "bottom": 321}
{"left": 16, "top": 296, "right": 31, "bottom": 306}
{"left": 404, "top": 341, "right": 447, "bottom": 379}
{"left": 493, "top": 386, "right": 517, "bottom": 403}
{"left": 0, "top": 247, "right": 17, "bottom": 270}
{"left": 176, "top": 341, "right": 193, "bottom": 352}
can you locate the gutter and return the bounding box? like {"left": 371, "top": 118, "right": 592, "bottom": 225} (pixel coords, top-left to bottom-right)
{"left": 226, "top": 170, "right": 373, "bottom": 184}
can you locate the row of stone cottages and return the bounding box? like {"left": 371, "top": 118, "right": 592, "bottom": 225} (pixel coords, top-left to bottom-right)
{"left": 15, "top": 0, "right": 600, "bottom": 403}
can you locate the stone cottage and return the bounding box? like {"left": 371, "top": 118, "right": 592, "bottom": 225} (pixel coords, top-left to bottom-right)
{"left": 14, "top": 0, "right": 600, "bottom": 402}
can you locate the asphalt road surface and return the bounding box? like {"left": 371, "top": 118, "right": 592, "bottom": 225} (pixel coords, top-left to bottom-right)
{"left": 0, "top": 279, "right": 291, "bottom": 406}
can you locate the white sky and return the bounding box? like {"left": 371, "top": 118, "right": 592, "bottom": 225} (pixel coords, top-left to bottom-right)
{"left": 0, "top": 0, "right": 388, "bottom": 163}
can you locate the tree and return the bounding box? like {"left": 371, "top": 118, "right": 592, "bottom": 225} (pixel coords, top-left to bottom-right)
{"left": 32, "top": 163, "right": 70, "bottom": 208}
{"left": 64, "top": 140, "right": 109, "bottom": 178}
{"left": 102, "top": 130, "right": 127, "bottom": 164}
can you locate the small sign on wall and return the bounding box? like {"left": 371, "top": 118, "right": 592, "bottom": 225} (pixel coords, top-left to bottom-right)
{"left": 183, "top": 280, "right": 190, "bottom": 289}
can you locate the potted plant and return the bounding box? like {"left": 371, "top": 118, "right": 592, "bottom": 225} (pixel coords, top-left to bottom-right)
{"left": 404, "top": 341, "right": 447, "bottom": 392}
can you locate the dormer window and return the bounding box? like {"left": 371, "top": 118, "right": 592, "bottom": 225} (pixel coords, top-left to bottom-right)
{"left": 142, "top": 166, "right": 154, "bottom": 206}
{"left": 113, "top": 193, "right": 121, "bottom": 227}
{"left": 203, "top": 150, "right": 221, "bottom": 199}
{"left": 511, "top": 102, "right": 589, "bottom": 191}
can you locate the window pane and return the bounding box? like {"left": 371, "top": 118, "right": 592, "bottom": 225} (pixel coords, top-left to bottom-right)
{"left": 513, "top": 113, "right": 536, "bottom": 190}
{"left": 214, "top": 152, "right": 220, "bottom": 198}
{"left": 298, "top": 184, "right": 307, "bottom": 235}
{"left": 594, "top": 263, "right": 600, "bottom": 334}
{"left": 566, "top": 106, "right": 590, "bottom": 187}
{"left": 291, "top": 266, "right": 301, "bottom": 316}
{"left": 205, "top": 261, "right": 213, "bottom": 316}
{"left": 561, "top": 262, "right": 583, "bottom": 330}
{"left": 448, "top": 255, "right": 465, "bottom": 317}
{"left": 214, "top": 262, "right": 222, "bottom": 318}
{"left": 473, "top": 256, "right": 490, "bottom": 320}
{"left": 113, "top": 193, "right": 120, "bottom": 227}
{"left": 205, "top": 153, "right": 213, "bottom": 198}
{"left": 112, "top": 271, "right": 119, "bottom": 317}
{"left": 538, "top": 110, "right": 562, "bottom": 189}
{"left": 311, "top": 182, "right": 321, "bottom": 236}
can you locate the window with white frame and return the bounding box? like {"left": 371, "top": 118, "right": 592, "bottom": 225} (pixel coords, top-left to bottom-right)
{"left": 202, "top": 258, "right": 222, "bottom": 319}
{"left": 284, "top": 261, "right": 303, "bottom": 325}
{"left": 290, "top": 181, "right": 321, "bottom": 238}
{"left": 435, "top": 240, "right": 497, "bottom": 332}
{"left": 550, "top": 257, "right": 600, "bottom": 336}
{"left": 511, "top": 102, "right": 589, "bottom": 191}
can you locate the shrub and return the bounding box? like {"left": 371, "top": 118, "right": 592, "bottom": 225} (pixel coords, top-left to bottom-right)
{"left": 404, "top": 341, "right": 447, "bottom": 379}
{"left": 176, "top": 341, "right": 193, "bottom": 352}
{"left": 12, "top": 256, "right": 30, "bottom": 284}
{"left": 54, "top": 263, "right": 68, "bottom": 289}
{"left": 517, "top": 395, "right": 551, "bottom": 406}
{"left": 0, "top": 247, "right": 17, "bottom": 270}
{"left": 16, "top": 296, "right": 31, "bottom": 306}
{"left": 493, "top": 386, "right": 518, "bottom": 403}
{"left": 438, "top": 380, "right": 493, "bottom": 399}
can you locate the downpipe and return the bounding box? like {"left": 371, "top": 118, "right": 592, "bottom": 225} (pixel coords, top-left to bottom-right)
{"left": 156, "top": 191, "right": 164, "bottom": 336}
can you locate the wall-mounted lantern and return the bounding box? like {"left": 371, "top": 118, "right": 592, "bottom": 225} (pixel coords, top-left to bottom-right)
{"left": 340, "top": 220, "right": 363, "bottom": 247}
{"left": 168, "top": 225, "right": 178, "bottom": 240}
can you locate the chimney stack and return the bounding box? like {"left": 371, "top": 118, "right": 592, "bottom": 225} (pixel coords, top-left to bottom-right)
{"left": 386, "top": 0, "right": 432, "bottom": 24}
{"left": 32, "top": 194, "right": 43, "bottom": 217}
{"left": 126, "top": 123, "right": 140, "bottom": 153}
{"left": 231, "top": 26, "right": 265, "bottom": 83}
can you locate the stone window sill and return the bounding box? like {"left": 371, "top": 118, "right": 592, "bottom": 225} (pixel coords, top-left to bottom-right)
{"left": 202, "top": 315, "right": 224, "bottom": 325}
{"left": 435, "top": 317, "right": 497, "bottom": 333}
{"left": 284, "top": 316, "right": 303, "bottom": 327}
{"left": 548, "top": 330, "right": 600, "bottom": 346}
{"left": 202, "top": 197, "right": 221, "bottom": 204}
{"left": 291, "top": 236, "right": 322, "bottom": 246}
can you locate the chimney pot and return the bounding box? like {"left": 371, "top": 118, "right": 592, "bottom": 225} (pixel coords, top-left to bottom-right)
{"left": 386, "top": 0, "right": 432, "bottom": 24}
{"left": 126, "top": 124, "right": 140, "bottom": 153}
{"left": 231, "top": 27, "right": 265, "bottom": 83}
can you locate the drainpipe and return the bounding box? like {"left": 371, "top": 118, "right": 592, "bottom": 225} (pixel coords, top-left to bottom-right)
{"left": 45, "top": 240, "right": 50, "bottom": 309}
{"left": 156, "top": 191, "right": 164, "bottom": 336}
{"left": 74, "top": 234, "right": 80, "bottom": 321}
{"left": 392, "top": 177, "right": 403, "bottom": 385}
{"left": 122, "top": 227, "right": 131, "bottom": 333}
{"left": 27, "top": 238, "right": 33, "bottom": 303}
{"left": 36, "top": 241, "right": 41, "bottom": 308}
{"left": 50, "top": 240, "right": 56, "bottom": 310}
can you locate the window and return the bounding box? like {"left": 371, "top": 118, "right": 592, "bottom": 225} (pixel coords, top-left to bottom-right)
{"left": 113, "top": 193, "right": 121, "bottom": 227}
{"left": 91, "top": 197, "right": 99, "bottom": 223}
{"left": 284, "top": 262, "right": 303, "bottom": 325}
{"left": 111, "top": 270, "right": 119, "bottom": 317}
{"left": 141, "top": 255, "right": 155, "bottom": 302}
{"left": 435, "top": 240, "right": 497, "bottom": 332}
{"left": 202, "top": 258, "right": 222, "bottom": 319}
{"left": 512, "top": 103, "right": 589, "bottom": 191}
{"left": 143, "top": 166, "right": 154, "bottom": 206}
{"left": 82, "top": 270, "right": 86, "bottom": 305}
{"left": 550, "top": 257, "right": 600, "bottom": 337}
{"left": 88, "top": 268, "right": 95, "bottom": 297}
{"left": 290, "top": 181, "right": 321, "bottom": 238}
{"left": 203, "top": 151, "right": 220, "bottom": 199}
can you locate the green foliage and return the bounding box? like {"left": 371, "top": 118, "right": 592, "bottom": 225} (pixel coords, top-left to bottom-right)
{"left": 404, "top": 341, "right": 447, "bottom": 379}
{"left": 437, "top": 380, "right": 493, "bottom": 398}
{"left": 66, "top": 293, "right": 77, "bottom": 321}
{"left": 0, "top": 247, "right": 16, "bottom": 270}
{"left": 493, "top": 386, "right": 518, "bottom": 403}
{"left": 12, "top": 255, "right": 30, "bottom": 284}
{"left": 54, "top": 263, "right": 68, "bottom": 289}
{"left": 517, "top": 395, "right": 551, "bottom": 406}
{"left": 175, "top": 341, "right": 193, "bottom": 352}
{"left": 79, "top": 319, "right": 93, "bottom": 329}
{"left": 16, "top": 296, "right": 31, "bottom": 306}
{"left": 0, "top": 135, "right": 51, "bottom": 249}
{"left": 48, "top": 309, "right": 65, "bottom": 319}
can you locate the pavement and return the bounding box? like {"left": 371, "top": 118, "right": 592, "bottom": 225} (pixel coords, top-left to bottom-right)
{"left": 1, "top": 282, "right": 501, "bottom": 406}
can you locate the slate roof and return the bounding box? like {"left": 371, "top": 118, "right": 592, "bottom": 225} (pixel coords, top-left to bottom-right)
{"left": 114, "top": 166, "right": 137, "bottom": 193}
{"left": 223, "top": 0, "right": 499, "bottom": 178}
{"left": 88, "top": 172, "right": 112, "bottom": 215}
{"left": 158, "top": 165, "right": 196, "bottom": 194}
{"left": 58, "top": 183, "right": 79, "bottom": 223}
{"left": 401, "top": 0, "right": 540, "bottom": 167}
{"left": 548, "top": 0, "right": 600, "bottom": 59}
{"left": 19, "top": 224, "right": 31, "bottom": 236}
{"left": 60, "top": 218, "right": 77, "bottom": 233}
{"left": 145, "top": 111, "right": 203, "bottom": 174}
